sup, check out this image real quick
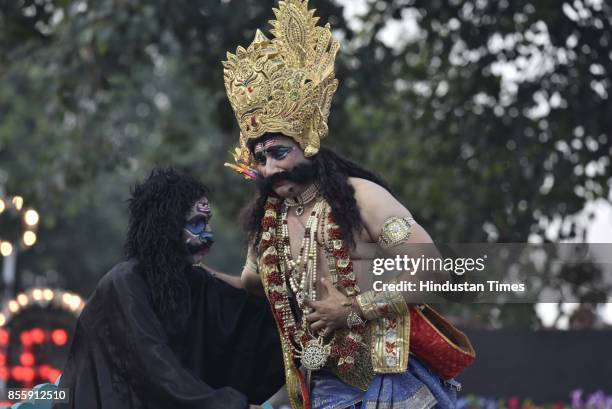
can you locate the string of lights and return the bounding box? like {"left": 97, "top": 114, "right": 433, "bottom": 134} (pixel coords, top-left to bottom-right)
{"left": 0, "top": 195, "right": 39, "bottom": 257}
{"left": 0, "top": 288, "right": 84, "bottom": 389}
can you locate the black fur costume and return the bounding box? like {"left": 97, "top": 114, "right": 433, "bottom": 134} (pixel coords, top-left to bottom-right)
{"left": 56, "top": 168, "right": 283, "bottom": 409}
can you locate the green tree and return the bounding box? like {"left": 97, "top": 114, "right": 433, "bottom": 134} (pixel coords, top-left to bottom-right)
{"left": 1, "top": 0, "right": 610, "bottom": 327}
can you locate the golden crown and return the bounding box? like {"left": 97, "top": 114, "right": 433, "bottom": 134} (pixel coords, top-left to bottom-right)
{"left": 222, "top": 0, "right": 339, "bottom": 161}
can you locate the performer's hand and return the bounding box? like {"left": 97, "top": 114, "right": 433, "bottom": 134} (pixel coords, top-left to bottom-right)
{"left": 304, "top": 278, "right": 351, "bottom": 337}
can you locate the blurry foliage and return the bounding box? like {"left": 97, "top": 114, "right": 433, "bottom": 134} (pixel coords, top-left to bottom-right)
{"left": 0, "top": 0, "right": 610, "bottom": 328}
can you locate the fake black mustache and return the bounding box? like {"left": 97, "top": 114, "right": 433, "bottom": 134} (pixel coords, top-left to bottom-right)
{"left": 256, "top": 162, "right": 317, "bottom": 194}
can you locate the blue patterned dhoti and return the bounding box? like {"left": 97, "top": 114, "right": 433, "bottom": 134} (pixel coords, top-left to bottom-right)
{"left": 310, "top": 356, "right": 460, "bottom": 409}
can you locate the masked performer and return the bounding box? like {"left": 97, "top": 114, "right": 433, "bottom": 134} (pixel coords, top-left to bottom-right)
{"left": 55, "top": 168, "right": 283, "bottom": 409}
{"left": 221, "top": 1, "right": 476, "bottom": 408}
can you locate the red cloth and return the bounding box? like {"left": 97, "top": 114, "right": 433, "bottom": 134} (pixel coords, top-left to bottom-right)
{"left": 409, "top": 306, "right": 476, "bottom": 380}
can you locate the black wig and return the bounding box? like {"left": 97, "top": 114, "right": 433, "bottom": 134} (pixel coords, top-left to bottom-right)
{"left": 125, "top": 167, "right": 209, "bottom": 331}
{"left": 242, "top": 144, "right": 393, "bottom": 248}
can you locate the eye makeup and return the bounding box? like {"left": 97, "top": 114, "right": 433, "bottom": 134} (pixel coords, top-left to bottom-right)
{"left": 255, "top": 151, "right": 267, "bottom": 165}
{"left": 268, "top": 146, "right": 293, "bottom": 160}
{"left": 254, "top": 145, "right": 293, "bottom": 165}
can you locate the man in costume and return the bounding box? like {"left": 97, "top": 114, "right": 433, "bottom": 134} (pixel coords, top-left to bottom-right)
{"left": 55, "top": 168, "right": 283, "bottom": 409}
{"left": 222, "top": 1, "right": 476, "bottom": 408}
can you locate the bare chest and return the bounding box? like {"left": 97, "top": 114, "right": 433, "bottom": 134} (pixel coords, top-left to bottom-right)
{"left": 281, "top": 213, "right": 380, "bottom": 297}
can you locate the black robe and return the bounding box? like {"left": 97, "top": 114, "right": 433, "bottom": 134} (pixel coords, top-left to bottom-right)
{"left": 55, "top": 261, "right": 284, "bottom": 409}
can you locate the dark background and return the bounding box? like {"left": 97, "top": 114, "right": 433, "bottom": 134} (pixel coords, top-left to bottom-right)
{"left": 461, "top": 329, "right": 612, "bottom": 401}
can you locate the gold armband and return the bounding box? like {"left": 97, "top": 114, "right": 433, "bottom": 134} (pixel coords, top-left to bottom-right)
{"left": 356, "top": 290, "right": 408, "bottom": 321}
{"left": 378, "top": 216, "right": 416, "bottom": 248}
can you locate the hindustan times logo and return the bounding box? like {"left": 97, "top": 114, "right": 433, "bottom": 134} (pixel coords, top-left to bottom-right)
{"left": 372, "top": 255, "right": 488, "bottom": 276}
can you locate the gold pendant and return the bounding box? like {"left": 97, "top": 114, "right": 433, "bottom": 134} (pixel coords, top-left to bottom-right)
{"left": 296, "top": 205, "right": 304, "bottom": 216}
{"left": 299, "top": 337, "right": 330, "bottom": 371}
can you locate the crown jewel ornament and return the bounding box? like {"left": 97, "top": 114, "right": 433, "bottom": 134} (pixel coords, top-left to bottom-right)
{"left": 222, "top": 0, "right": 340, "bottom": 163}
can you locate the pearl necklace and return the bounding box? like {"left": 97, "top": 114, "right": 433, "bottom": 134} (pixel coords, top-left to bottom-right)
{"left": 264, "top": 196, "right": 364, "bottom": 373}
{"left": 280, "top": 198, "right": 324, "bottom": 310}
{"left": 284, "top": 183, "right": 319, "bottom": 216}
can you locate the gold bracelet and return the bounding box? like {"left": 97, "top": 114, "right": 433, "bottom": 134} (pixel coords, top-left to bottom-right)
{"left": 356, "top": 291, "right": 377, "bottom": 321}
{"left": 356, "top": 290, "right": 408, "bottom": 320}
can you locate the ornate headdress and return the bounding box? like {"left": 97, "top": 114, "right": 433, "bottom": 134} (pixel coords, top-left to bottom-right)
{"left": 222, "top": 0, "right": 340, "bottom": 163}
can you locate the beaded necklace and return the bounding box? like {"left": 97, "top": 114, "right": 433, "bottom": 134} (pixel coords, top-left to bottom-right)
{"left": 280, "top": 197, "right": 331, "bottom": 369}
{"left": 280, "top": 198, "right": 325, "bottom": 308}
{"left": 284, "top": 183, "right": 319, "bottom": 216}
{"left": 259, "top": 196, "right": 366, "bottom": 374}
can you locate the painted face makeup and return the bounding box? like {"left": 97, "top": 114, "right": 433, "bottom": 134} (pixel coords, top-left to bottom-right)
{"left": 254, "top": 145, "right": 294, "bottom": 166}
{"left": 183, "top": 197, "right": 214, "bottom": 263}
{"left": 253, "top": 137, "right": 295, "bottom": 166}
{"left": 251, "top": 135, "right": 316, "bottom": 198}
{"left": 254, "top": 137, "right": 280, "bottom": 154}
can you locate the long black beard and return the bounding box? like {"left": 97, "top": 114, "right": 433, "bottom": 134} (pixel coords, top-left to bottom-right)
{"left": 255, "top": 162, "right": 317, "bottom": 196}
